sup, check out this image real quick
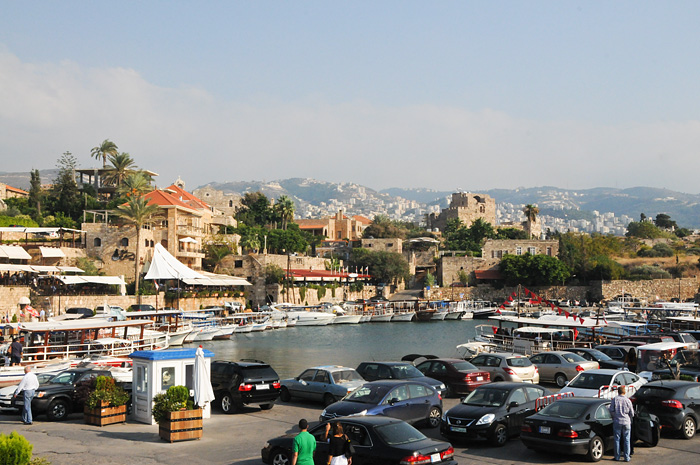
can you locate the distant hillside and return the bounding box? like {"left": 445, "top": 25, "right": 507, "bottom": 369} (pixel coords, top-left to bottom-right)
{"left": 0, "top": 170, "right": 59, "bottom": 190}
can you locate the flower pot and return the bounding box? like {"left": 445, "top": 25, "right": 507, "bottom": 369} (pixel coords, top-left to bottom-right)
{"left": 84, "top": 402, "right": 127, "bottom": 426}
{"left": 158, "top": 408, "right": 203, "bottom": 443}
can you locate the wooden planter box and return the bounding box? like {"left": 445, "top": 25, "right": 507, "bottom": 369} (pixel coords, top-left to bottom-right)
{"left": 84, "top": 403, "right": 127, "bottom": 427}
{"left": 159, "top": 408, "right": 203, "bottom": 443}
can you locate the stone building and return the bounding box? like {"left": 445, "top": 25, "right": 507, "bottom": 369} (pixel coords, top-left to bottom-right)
{"left": 427, "top": 192, "right": 496, "bottom": 232}
{"left": 361, "top": 238, "right": 403, "bottom": 254}
{"left": 481, "top": 239, "right": 559, "bottom": 260}
{"left": 295, "top": 209, "right": 371, "bottom": 241}
{"left": 193, "top": 185, "right": 242, "bottom": 219}
{"left": 0, "top": 183, "right": 28, "bottom": 210}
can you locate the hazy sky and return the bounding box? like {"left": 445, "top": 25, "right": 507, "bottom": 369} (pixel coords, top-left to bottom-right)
{"left": 1, "top": 2, "right": 700, "bottom": 193}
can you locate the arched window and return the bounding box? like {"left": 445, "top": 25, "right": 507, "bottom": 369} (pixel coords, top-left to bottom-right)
{"left": 161, "top": 239, "right": 168, "bottom": 249}
{"left": 150, "top": 240, "right": 154, "bottom": 247}
{"left": 479, "top": 205, "right": 485, "bottom": 213}
{"left": 93, "top": 238, "right": 102, "bottom": 247}
{"left": 229, "top": 200, "right": 233, "bottom": 207}
{"left": 145, "top": 239, "right": 149, "bottom": 247}
{"left": 120, "top": 237, "right": 129, "bottom": 247}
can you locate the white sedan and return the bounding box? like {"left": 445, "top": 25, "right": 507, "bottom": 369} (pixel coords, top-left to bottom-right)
{"left": 559, "top": 368, "right": 647, "bottom": 398}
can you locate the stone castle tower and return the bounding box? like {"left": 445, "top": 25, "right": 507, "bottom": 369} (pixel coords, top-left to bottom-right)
{"left": 427, "top": 192, "right": 496, "bottom": 232}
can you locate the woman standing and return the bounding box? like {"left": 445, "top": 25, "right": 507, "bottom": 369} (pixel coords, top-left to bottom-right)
{"left": 324, "top": 422, "right": 352, "bottom": 465}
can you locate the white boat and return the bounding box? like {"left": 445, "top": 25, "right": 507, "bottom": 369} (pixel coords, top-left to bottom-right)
{"left": 0, "top": 361, "right": 72, "bottom": 387}
{"left": 391, "top": 311, "right": 415, "bottom": 322}
{"left": 333, "top": 313, "right": 363, "bottom": 324}
{"left": 233, "top": 323, "right": 253, "bottom": 333}
{"left": 167, "top": 327, "right": 193, "bottom": 346}
{"left": 283, "top": 308, "right": 336, "bottom": 326}
{"left": 193, "top": 326, "right": 219, "bottom": 341}
{"left": 430, "top": 310, "right": 448, "bottom": 321}
{"left": 444, "top": 309, "right": 464, "bottom": 320}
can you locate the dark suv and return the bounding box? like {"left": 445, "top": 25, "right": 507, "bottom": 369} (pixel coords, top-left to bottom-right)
{"left": 210, "top": 360, "right": 281, "bottom": 414}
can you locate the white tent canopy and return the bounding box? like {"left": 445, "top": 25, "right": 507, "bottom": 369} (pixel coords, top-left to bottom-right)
{"left": 179, "top": 237, "right": 198, "bottom": 243}
{"left": 56, "top": 275, "right": 126, "bottom": 286}
{"left": 0, "top": 245, "right": 32, "bottom": 260}
{"left": 39, "top": 246, "right": 66, "bottom": 258}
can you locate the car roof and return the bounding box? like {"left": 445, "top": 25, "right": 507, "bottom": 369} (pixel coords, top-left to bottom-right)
{"left": 550, "top": 397, "right": 608, "bottom": 405}
{"left": 644, "top": 380, "right": 698, "bottom": 388}
{"left": 310, "top": 365, "right": 356, "bottom": 371}
{"left": 331, "top": 415, "right": 407, "bottom": 426}
{"left": 428, "top": 358, "right": 471, "bottom": 363}
{"left": 573, "top": 368, "right": 626, "bottom": 375}
{"left": 487, "top": 352, "right": 529, "bottom": 358}
{"left": 364, "top": 380, "right": 427, "bottom": 387}
{"left": 360, "top": 361, "right": 412, "bottom": 366}
{"left": 474, "top": 382, "right": 537, "bottom": 390}
{"left": 214, "top": 360, "right": 270, "bottom": 368}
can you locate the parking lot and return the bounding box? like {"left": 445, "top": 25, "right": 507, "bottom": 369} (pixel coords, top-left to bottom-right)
{"left": 3, "top": 395, "right": 700, "bottom": 465}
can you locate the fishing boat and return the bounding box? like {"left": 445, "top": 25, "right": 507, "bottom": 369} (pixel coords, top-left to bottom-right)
{"left": 124, "top": 309, "right": 193, "bottom": 346}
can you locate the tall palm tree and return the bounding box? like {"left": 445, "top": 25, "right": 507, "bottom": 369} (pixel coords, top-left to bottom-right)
{"left": 103, "top": 152, "right": 137, "bottom": 187}
{"left": 523, "top": 204, "right": 540, "bottom": 238}
{"left": 90, "top": 139, "right": 119, "bottom": 168}
{"left": 275, "top": 195, "right": 296, "bottom": 230}
{"left": 115, "top": 196, "right": 162, "bottom": 296}
{"left": 239, "top": 231, "right": 260, "bottom": 254}
{"left": 118, "top": 171, "right": 153, "bottom": 198}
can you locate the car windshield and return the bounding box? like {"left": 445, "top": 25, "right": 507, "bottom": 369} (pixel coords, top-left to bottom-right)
{"left": 587, "top": 350, "right": 612, "bottom": 361}
{"left": 344, "top": 384, "right": 392, "bottom": 404}
{"left": 374, "top": 422, "right": 427, "bottom": 445}
{"left": 331, "top": 370, "right": 363, "bottom": 383}
{"left": 390, "top": 365, "right": 424, "bottom": 379}
{"left": 539, "top": 401, "right": 589, "bottom": 419}
{"left": 635, "top": 386, "right": 674, "bottom": 399}
{"left": 568, "top": 373, "right": 613, "bottom": 389}
{"left": 506, "top": 357, "right": 532, "bottom": 367}
{"left": 452, "top": 361, "right": 477, "bottom": 371}
{"left": 671, "top": 351, "right": 700, "bottom": 367}
{"left": 462, "top": 388, "right": 508, "bottom": 407}
{"left": 562, "top": 353, "right": 586, "bottom": 363}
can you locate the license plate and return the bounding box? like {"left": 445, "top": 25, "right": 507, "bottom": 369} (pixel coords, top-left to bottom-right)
{"left": 257, "top": 384, "right": 269, "bottom": 390}
{"left": 476, "top": 376, "right": 483, "bottom": 381}
{"left": 430, "top": 453, "right": 441, "bottom": 463}
{"left": 450, "top": 426, "right": 467, "bottom": 433}
{"left": 539, "top": 426, "right": 550, "bottom": 434}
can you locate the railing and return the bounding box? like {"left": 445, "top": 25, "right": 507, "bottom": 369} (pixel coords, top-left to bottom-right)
{"left": 535, "top": 392, "right": 575, "bottom": 411}
{"left": 21, "top": 332, "right": 169, "bottom": 362}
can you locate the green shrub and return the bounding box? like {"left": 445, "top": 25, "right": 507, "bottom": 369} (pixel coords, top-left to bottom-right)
{"left": 0, "top": 431, "right": 33, "bottom": 465}
{"left": 152, "top": 385, "right": 193, "bottom": 424}
{"left": 86, "top": 376, "right": 130, "bottom": 409}
{"left": 317, "top": 286, "right": 326, "bottom": 300}
{"left": 299, "top": 286, "right": 307, "bottom": 302}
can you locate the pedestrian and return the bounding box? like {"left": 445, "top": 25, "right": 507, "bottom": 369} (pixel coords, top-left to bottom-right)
{"left": 608, "top": 385, "right": 634, "bottom": 462}
{"left": 13, "top": 365, "right": 39, "bottom": 425}
{"left": 0, "top": 336, "right": 9, "bottom": 366}
{"left": 625, "top": 348, "right": 638, "bottom": 373}
{"left": 39, "top": 308, "right": 46, "bottom": 322}
{"left": 9, "top": 337, "right": 22, "bottom": 366}
{"left": 323, "top": 422, "right": 353, "bottom": 465}
{"left": 291, "top": 418, "right": 316, "bottom": 465}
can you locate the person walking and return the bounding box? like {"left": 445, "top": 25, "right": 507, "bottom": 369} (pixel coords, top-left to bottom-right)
{"left": 9, "top": 337, "right": 23, "bottom": 366}
{"left": 625, "top": 348, "right": 638, "bottom": 373}
{"left": 324, "top": 422, "right": 353, "bottom": 465}
{"left": 0, "top": 336, "right": 9, "bottom": 366}
{"left": 291, "top": 418, "right": 316, "bottom": 465}
{"left": 608, "top": 385, "right": 634, "bottom": 462}
{"left": 13, "top": 366, "right": 39, "bottom": 425}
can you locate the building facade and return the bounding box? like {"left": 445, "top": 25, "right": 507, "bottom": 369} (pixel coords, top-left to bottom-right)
{"left": 295, "top": 209, "right": 371, "bottom": 241}
{"left": 427, "top": 192, "right": 496, "bottom": 232}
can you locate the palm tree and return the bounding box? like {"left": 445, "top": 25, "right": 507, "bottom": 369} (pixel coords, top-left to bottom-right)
{"left": 103, "top": 152, "right": 137, "bottom": 187}
{"left": 115, "top": 196, "right": 162, "bottom": 296}
{"left": 275, "top": 195, "right": 296, "bottom": 230}
{"left": 118, "top": 171, "right": 153, "bottom": 198}
{"left": 239, "top": 231, "right": 260, "bottom": 254}
{"left": 523, "top": 204, "right": 540, "bottom": 238}
{"left": 90, "top": 139, "right": 119, "bottom": 168}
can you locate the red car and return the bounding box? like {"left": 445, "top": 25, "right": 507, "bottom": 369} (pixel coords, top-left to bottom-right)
{"left": 416, "top": 358, "right": 490, "bottom": 397}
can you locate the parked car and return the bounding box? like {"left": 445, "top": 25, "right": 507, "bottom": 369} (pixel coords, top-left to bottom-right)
{"left": 210, "top": 360, "right": 281, "bottom": 413}
{"left": 261, "top": 415, "right": 457, "bottom": 465}
{"left": 64, "top": 307, "right": 94, "bottom": 318}
{"left": 414, "top": 358, "right": 490, "bottom": 397}
{"left": 320, "top": 380, "right": 443, "bottom": 428}
{"left": 563, "top": 348, "right": 625, "bottom": 369}
{"left": 280, "top": 365, "right": 365, "bottom": 405}
{"left": 468, "top": 353, "right": 539, "bottom": 384}
{"left": 440, "top": 382, "right": 550, "bottom": 446}
{"left": 529, "top": 351, "right": 598, "bottom": 387}
{"left": 128, "top": 304, "right": 156, "bottom": 312}
{"left": 355, "top": 361, "right": 447, "bottom": 396}
{"left": 651, "top": 349, "right": 700, "bottom": 381}
{"left": 521, "top": 397, "right": 659, "bottom": 461}
{"left": 595, "top": 344, "right": 635, "bottom": 362}
{"left": 648, "top": 332, "right": 698, "bottom": 350}
{"left": 0, "top": 372, "right": 57, "bottom": 411}
{"left": 631, "top": 380, "right": 700, "bottom": 439}
{"left": 560, "top": 369, "right": 647, "bottom": 398}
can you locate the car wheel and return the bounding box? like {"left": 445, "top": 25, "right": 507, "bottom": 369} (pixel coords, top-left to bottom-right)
{"left": 260, "top": 403, "right": 274, "bottom": 410}
{"left": 490, "top": 423, "right": 508, "bottom": 446}
{"left": 279, "top": 387, "right": 291, "bottom": 402}
{"left": 427, "top": 406, "right": 441, "bottom": 428}
{"left": 323, "top": 393, "right": 336, "bottom": 407}
{"left": 555, "top": 373, "right": 568, "bottom": 388}
{"left": 586, "top": 435, "right": 604, "bottom": 462}
{"left": 682, "top": 416, "right": 696, "bottom": 439}
{"left": 46, "top": 399, "right": 69, "bottom": 421}
{"left": 220, "top": 393, "right": 240, "bottom": 414}
{"left": 270, "top": 448, "right": 291, "bottom": 465}
{"left": 492, "top": 376, "right": 504, "bottom": 383}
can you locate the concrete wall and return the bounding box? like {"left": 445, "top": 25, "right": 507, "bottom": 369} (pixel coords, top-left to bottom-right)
{"left": 0, "top": 286, "right": 31, "bottom": 319}
{"left": 437, "top": 255, "right": 500, "bottom": 286}
{"left": 361, "top": 238, "right": 403, "bottom": 254}
{"left": 597, "top": 278, "right": 699, "bottom": 303}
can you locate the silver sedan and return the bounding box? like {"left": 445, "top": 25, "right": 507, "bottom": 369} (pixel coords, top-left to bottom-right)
{"left": 280, "top": 365, "right": 365, "bottom": 406}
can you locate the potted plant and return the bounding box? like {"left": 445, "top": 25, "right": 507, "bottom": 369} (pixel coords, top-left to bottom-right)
{"left": 152, "top": 385, "right": 203, "bottom": 443}
{"left": 83, "top": 376, "right": 129, "bottom": 426}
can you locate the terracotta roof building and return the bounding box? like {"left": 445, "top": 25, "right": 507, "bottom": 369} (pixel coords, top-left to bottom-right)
{"left": 295, "top": 209, "right": 371, "bottom": 241}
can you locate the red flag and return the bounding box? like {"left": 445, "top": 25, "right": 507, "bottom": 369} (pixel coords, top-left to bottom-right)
{"left": 496, "top": 309, "right": 502, "bottom": 315}
{"left": 499, "top": 305, "right": 505, "bottom": 309}
{"left": 565, "top": 311, "right": 570, "bottom": 319}
{"left": 579, "top": 317, "right": 585, "bottom": 325}
{"left": 492, "top": 326, "right": 498, "bottom": 334}
{"left": 573, "top": 329, "right": 579, "bottom": 340}
{"left": 507, "top": 296, "right": 513, "bottom": 301}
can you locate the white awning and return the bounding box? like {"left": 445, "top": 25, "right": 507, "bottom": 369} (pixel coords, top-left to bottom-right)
{"left": 39, "top": 246, "right": 66, "bottom": 258}
{"left": 0, "top": 264, "right": 37, "bottom": 272}
{"left": 144, "top": 243, "right": 202, "bottom": 280}
{"left": 55, "top": 275, "right": 126, "bottom": 285}
{"left": 0, "top": 245, "right": 31, "bottom": 260}
{"left": 30, "top": 265, "right": 62, "bottom": 273}
{"left": 57, "top": 266, "right": 84, "bottom": 273}
{"left": 179, "top": 237, "right": 198, "bottom": 243}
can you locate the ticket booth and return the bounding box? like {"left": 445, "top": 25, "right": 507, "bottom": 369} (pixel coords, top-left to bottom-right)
{"left": 130, "top": 348, "right": 215, "bottom": 425}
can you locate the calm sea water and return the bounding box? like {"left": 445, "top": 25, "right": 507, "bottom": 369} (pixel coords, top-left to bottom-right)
{"left": 185, "top": 320, "right": 481, "bottom": 379}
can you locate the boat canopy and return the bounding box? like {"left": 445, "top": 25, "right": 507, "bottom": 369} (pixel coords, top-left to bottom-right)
{"left": 19, "top": 319, "right": 152, "bottom": 332}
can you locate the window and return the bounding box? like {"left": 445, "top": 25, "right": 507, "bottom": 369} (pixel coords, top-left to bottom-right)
{"left": 120, "top": 237, "right": 129, "bottom": 247}
{"left": 508, "top": 388, "right": 527, "bottom": 405}
{"left": 525, "top": 386, "right": 545, "bottom": 401}
{"left": 234, "top": 260, "right": 243, "bottom": 268}
{"left": 337, "top": 231, "right": 341, "bottom": 239}
{"left": 93, "top": 238, "right": 102, "bottom": 247}
{"left": 530, "top": 354, "right": 546, "bottom": 364}
{"left": 528, "top": 247, "right": 536, "bottom": 255}
{"left": 145, "top": 239, "right": 149, "bottom": 247}
{"left": 299, "top": 370, "right": 316, "bottom": 382}
{"left": 135, "top": 365, "right": 148, "bottom": 393}
{"left": 314, "top": 371, "right": 330, "bottom": 384}
{"left": 408, "top": 383, "right": 431, "bottom": 399}
{"left": 161, "top": 367, "right": 175, "bottom": 391}
{"left": 479, "top": 205, "right": 485, "bottom": 213}
{"left": 385, "top": 385, "right": 409, "bottom": 403}
{"left": 595, "top": 405, "right": 612, "bottom": 421}
{"left": 547, "top": 247, "right": 553, "bottom": 256}
{"left": 516, "top": 246, "right": 522, "bottom": 256}
{"left": 686, "top": 387, "right": 700, "bottom": 399}
{"left": 229, "top": 200, "right": 233, "bottom": 207}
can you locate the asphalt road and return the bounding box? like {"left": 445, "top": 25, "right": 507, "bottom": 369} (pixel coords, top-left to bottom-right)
{"left": 2, "top": 396, "right": 700, "bottom": 465}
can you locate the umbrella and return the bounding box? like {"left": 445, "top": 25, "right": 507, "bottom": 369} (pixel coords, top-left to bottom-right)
{"left": 179, "top": 237, "right": 198, "bottom": 243}
{"left": 194, "top": 346, "right": 215, "bottom": 408}
{"left": 18, "top": 296, "right": 31, "bottom": 305}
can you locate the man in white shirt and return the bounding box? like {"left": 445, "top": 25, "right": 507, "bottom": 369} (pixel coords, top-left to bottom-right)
{"left": 14, "top": 366, "right": 40, "bottom": 425}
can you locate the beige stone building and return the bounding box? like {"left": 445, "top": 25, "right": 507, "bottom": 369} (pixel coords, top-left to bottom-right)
{"left": 295, "top": 209, "right": 371, "bottom": 241}
{"left": 0, "top": 183, "right": 28, "bottom": 202}
{"left": 427, "top": 192, "right": 496, "bottom": 232}
{"left": 481, "top": 239, "right": 559, "bottom": 260}
{"left": 361, "top": 238, "right": 403, "bottom": 254}
{"left": 193, "top": 186, "right": 242, "bottom": 219}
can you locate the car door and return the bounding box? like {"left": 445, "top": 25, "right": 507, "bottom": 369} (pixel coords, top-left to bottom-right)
{"left": 341, "top": 421, "right": 373, "bottom": 463}
{"left": 620, "top": 372, "right": 641, "bottom": 396}
{"left": 592, "top": 403, "right": 614, "bottom": 444}
{"left": 684, "top": 386, "right": 700, "bottom": 422}
{"left": 529, "top": 354, "right": 549, "bottom": 381}
{"left": 310, "top": 423, "right": 332, "bottom": 465}
{"left": 380, "top": 384, "right": 413, "bottom": 422}
{"left": 310, "top": 370, "right": 331, "bottom": 402}
{"left": 407, "top": 382, "right": 434, "bottom": 423}
{"left": 504, "top": 387, "right": 530, "bottom": 434}
{"left": 415, "top": 360, "right": 436, "bottom": 378}
{"left": 291, "top": 369, "right": 317, "bottom": 400}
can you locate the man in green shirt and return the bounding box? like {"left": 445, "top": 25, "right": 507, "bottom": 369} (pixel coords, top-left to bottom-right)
{"left": 292, "top": 418, "right": 316, "bottom": 465}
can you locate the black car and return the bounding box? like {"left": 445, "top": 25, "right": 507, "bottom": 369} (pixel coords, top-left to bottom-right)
{"left": 64, "top": 307, "right": 94, "bottom": 318}
{"left": 414, "top": 358, "right": 491, "bottom": 397}
{"left": 261, "top": 415, "right": 457, "bottom": 465}
{"left": 651, "top": 350, "right": 700, "bottom": 381}
{"left": 631, "top": 380, "right": 700, "bottom": 439}
{"left": 128, "top": 304, "right": 156, "bottom": 312}
{"left": 320, "top": 380, "right": 443, "bottom": 428}
{"left": 440, "top": 382, "right": 550, "bottom": 446}
{"left": 564, "top": 348, "right": 625, "bottom": 370}
{"left": 356, "top": 361, "right": 447, "bottom": 396}
{"left": 595, "top": 344, "right": 634, "bottom": 362}
{"left": 210, "top": 360, "right": 281, "bottom": 413}
{"left": 521, "top": 397, "right": 659, "bottom": 462}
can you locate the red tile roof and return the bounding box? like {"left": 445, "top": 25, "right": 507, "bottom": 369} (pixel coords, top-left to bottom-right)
{"left": 164, "top": 184, "right": 210, "bottom": 210}
{"left": 144, "top": 189, "right": 198, "bottom": 212}
{"left": 4, "top": 185, "right": 28, "bottom": 195}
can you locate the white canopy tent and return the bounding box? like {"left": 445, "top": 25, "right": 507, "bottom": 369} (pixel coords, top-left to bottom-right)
{"left": 0, "top": 245, "right": 32, "bottom": 260}
{"left": 39, "top": 246, "right": 66, "bottom": 258}
{"left": 55, "top": 275, "right": 126, "bottom": 285}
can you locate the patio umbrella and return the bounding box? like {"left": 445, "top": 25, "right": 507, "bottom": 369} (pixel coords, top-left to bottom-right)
{"left": 194, "top": 345, "right": 215, "bottom": 408}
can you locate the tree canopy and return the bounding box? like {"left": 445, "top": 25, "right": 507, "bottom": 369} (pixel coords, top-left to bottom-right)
{"left": 499, "top": 253, "right": 570, "bottom": 286}
{"left": 350, "top": 247, "right": 411, "bottom": 285}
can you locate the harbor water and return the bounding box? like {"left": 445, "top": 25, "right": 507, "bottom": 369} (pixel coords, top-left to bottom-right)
{"left": 187, "top": 320, "right": 481, "bottom": 379}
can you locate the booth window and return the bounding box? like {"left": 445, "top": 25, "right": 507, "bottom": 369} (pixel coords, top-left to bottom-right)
{"left": 161, "top": 367, "right": 175, "bottom": 391}
{"left": 135, "top": 365, "right": 148, "bottom": 393}
{"left": 185, "top": 364, "right": 194, "bottom": 390}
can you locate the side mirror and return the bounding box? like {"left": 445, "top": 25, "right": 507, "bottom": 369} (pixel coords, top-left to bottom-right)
{"left": 389, "top": 397, "right": 399, "bottom": 405}
{"left": 300, "top": 380, "right": 307, "bottom": 386}
{"left": 508, "top": 401, "right": 519, "bottom": 410}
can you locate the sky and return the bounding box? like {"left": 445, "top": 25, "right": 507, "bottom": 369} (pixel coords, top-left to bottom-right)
{"left": 1, "top": 2, "right": 700, "bottom": 193}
